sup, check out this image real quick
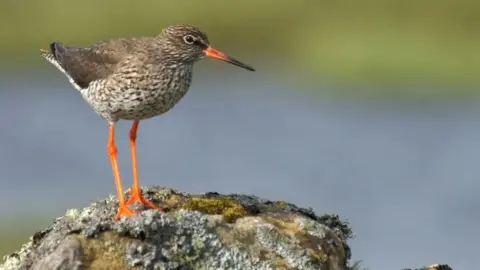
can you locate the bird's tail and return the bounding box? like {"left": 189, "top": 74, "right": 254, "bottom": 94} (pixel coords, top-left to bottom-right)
{"left": 39, "top": 42, "right": 85, "bottom": 91}
{"left": 40, "top": 42, "right": 63, "bottom": 61}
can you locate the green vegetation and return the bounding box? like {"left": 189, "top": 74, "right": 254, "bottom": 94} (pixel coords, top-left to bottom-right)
{"left": 1, "top": 0, "right": 479, "bottom": 94}
{"left": 179, "top": 197, "right": 248, "bottom": 223}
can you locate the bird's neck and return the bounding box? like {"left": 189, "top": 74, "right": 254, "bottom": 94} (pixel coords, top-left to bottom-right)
{"left": 160, "top": 58, "right": 194, "bottom": 71}
{"left": 159, "top": 62, "right": 193, "bottom": 78}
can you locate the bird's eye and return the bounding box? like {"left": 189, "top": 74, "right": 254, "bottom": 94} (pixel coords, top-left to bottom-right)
{"left": 183, "top": 35, "right": 195, "bottom": 44}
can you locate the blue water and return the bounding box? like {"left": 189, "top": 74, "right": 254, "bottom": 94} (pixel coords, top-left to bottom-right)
{"left": 0, "top": 68, "right": 478, "bottom": 269}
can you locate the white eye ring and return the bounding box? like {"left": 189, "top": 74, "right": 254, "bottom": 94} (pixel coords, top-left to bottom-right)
{"left": 183, "top": 35, "right": 195, "bottom": 44}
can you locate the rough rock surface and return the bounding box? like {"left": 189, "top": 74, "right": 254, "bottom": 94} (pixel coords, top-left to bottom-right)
{"left": 403, "top": 264, "right": 454, "bottom": 270}
{"left": 0, "top": 186, "right": 353, "bottom": 270}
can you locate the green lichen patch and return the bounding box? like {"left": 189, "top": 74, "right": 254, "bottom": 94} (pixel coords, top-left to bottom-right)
{"left": 179, "top": 197, "right": 248, "bottom": 223}
{"left": 73, "top": 232, "right": 138, "bottom": 270}
{"left": 123, "top": 187, "right": 252, "bottom": 223}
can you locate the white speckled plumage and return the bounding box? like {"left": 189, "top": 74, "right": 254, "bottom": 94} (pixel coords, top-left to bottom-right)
{"left": 40, "top": 25, "right": 207, "bottom": 123}
{"left": 39, "top": 24, "right": 255, "bottom": 220}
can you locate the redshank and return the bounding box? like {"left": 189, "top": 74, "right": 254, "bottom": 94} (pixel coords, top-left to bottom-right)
{"left": 40, "top": 24, "right": 255, "bottom": 219}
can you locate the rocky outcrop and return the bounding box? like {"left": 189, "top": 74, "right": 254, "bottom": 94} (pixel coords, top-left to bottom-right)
{"left": 0, "top": 186, "right": 353, "bottom": 270}
{"left": 402, "top": 264, "right": 453, "bottom": 270}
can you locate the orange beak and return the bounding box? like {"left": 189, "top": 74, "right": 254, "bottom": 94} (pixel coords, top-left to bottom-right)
{"left": 203, "top": 47, "right": 255, "bottom": 71}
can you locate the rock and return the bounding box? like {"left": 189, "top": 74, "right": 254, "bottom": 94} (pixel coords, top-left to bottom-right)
{"left": 402, "top": 264, "right": 454, "bottom": 270}
{"left": 0, "top": 186, "right": 353, "bottom": 270}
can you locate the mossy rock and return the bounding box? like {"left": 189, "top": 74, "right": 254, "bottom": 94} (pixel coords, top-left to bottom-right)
{"left": 1, "top": 185, "right": 353, "bottom": 270}
{"left": 178, "top": 197, "right": 248, "bottom": 223}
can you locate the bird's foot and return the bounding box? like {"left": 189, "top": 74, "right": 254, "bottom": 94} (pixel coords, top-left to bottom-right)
{"left": 115, "top": 204, "right": 136, "bottom": 220}
{"left": 126, "top": 188, "right": 159, "bottom": 210}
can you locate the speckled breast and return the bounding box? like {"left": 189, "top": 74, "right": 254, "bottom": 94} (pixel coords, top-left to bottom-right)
{"left": 82, "top": 66, "right": 193, "bottom": 122}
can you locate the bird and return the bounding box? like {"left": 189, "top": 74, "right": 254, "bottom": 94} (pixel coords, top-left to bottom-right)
{"left": 39, "top": 24, "right": 255, "bottom": 220}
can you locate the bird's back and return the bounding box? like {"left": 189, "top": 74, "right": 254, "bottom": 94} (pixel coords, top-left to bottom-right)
{"left": 40, "top": 37, "right": 155, "bottom": 91}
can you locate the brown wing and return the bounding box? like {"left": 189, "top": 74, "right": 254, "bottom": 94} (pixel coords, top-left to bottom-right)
{"left": 44, "top": 40, "right": 128, "bottom": 89}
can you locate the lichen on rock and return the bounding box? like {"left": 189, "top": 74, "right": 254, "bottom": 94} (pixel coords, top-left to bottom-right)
{"left": 402, "top": 264, "right": 454, "bottom": 270}
{"left": 1, "top": 185, "right": 353, "bottom": 270}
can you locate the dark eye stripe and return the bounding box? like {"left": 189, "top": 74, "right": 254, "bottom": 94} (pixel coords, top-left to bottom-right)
{"left": 194, "top": 39, "right": 208, "bottom": 49}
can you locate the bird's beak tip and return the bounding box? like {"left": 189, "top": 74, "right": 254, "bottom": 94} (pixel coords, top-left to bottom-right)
{"left": 203, "top": 47, "right": 255, "bottom": 72}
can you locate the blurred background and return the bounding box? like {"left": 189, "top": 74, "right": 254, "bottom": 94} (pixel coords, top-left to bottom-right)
{"left": 0, "top": 0, "right": 479, "bottom": 269}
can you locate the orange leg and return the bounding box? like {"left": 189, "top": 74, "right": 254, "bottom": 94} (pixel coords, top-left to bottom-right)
{"left": 108, "top": 123, "right": 136, "bottom": 220}
{"left": 126, "top": 120, "right": 158, "bottom": 209}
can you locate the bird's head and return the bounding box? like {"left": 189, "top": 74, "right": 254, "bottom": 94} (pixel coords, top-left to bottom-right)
{"left": 158, "top": 24, "right": 255, "bottom": 71}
